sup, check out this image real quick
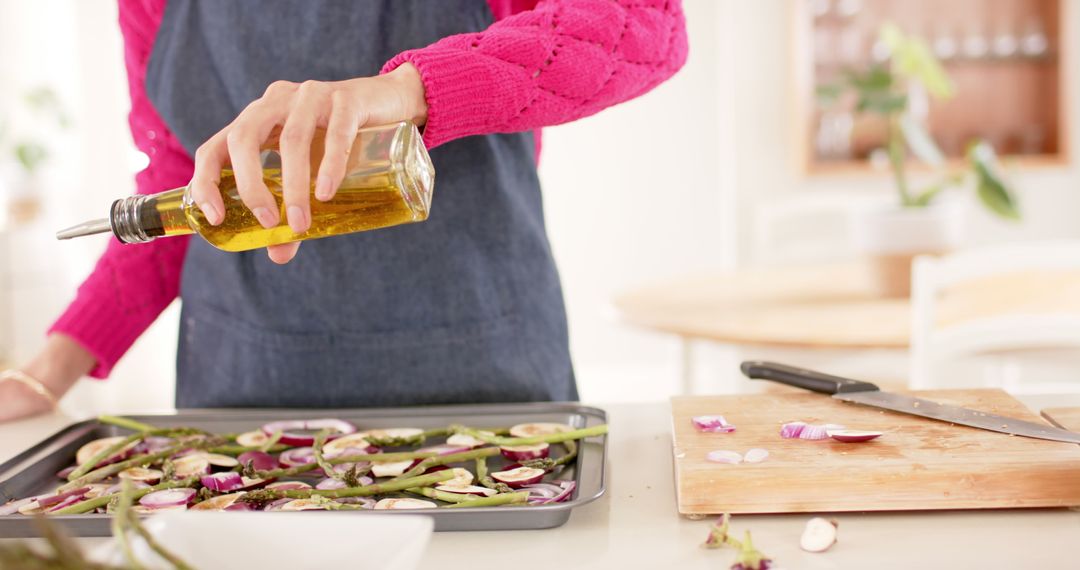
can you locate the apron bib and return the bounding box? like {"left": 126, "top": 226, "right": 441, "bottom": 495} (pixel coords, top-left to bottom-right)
{"left": 145, "top": 0, "right": 577, "bottom": 407}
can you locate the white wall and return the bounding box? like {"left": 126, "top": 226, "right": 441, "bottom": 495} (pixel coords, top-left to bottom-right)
{"left": 2, "top": 0, "right": 1078, "bottom": 412}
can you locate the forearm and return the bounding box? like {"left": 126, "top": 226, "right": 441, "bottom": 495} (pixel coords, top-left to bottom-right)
{"left": 22, "top": 334, "right": 95, "bottom": 397}
{"left": 381, "top": 0, "right": 688, "bottom": 148}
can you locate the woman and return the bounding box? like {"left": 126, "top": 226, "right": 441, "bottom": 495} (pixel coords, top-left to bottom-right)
{"left": 0, "top": 0, "right": 687, "bottom": 421}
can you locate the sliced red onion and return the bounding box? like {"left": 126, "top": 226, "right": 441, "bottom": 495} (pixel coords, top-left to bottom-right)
{"left": 519, "top": 482, "right": 562, "bottom": 499}
{"left": 371, "top": 459, "right": 413, "bottom": 478}
{"left": 780, "top": 422, "right": 807, "bottom": 439}
{"left": 508, "top": 423, "right": 573, "bottom": 438}
{"left": 0, "top": 497, "right": 37, "bottom": 516}
{"left": 743, "top": 448, "right": 770, "bottom": 464}
{"left": 373, "top": 498, "right": 436, "bottom": 510}
{"left": 261, "top": 418, "right": 357, "bottom": 447}
{"left": 280, "top": 499, "right": 330, "bottom": 511}
{"left": 265, "top": 481, "right": 312, "bottom": 491}
{"left": 201, "top": 472, "right": 244, "bottom": 492}
{"left": 326, "top": 461, "right": 372, "bottom": 477}
{"left": 780, "top": 422, "right": 846, "bottom": 440}
{"left": 47, "top": 494, "right": 87, "bottom": 512}
{"left": 238, "top": 450, "right": 280, "bottom": 471}
{"left": 827, "top": 430, "right": 883, "bottom": 443}
{"left": 83, "top": 484, "right": 113, "bottom": 499}
{"left": 706, "top": 450, "right": 743, "bottom": 464}
{"left": 499, "top": 443, "right": 550, "bottom": 461}
{"left": 446, "top": 431, "right": 492, "bottom": 448}
{"left": 104, "top": 481, "right": 150, "bottom": 496}
{"left": 278, "top": 447, "right": 317, "bottom": 467}
{"left": 173, "top": 455, "right": 211, "bottom": 477}
{"left": 264, "top": 498, "right": 294, "bottom": 511}
{"left": 190, "top": 492, "right": 247, "bottom": 511}
{"left": 225, "top": 501, "right": 253, "bottom": 511}
{"left": 38, "top": 487, "right": 90, "bottom": 509}
{"left": 18, "top": 499, "right": 46, "bottom": 515}
{"left": 235, "top": 430, "right": 269, "bottom": 448}
{"left": 235, "top": 477, "right": 272, "bottom": 491}
{"left": 139, "top": 488, "right": 196, "bottom": 509}
{"left": 445, "top": 468, "right": 474, "bottom": 487}
{"left": 134, "top": 436, "right": 175, "bottom": 454}
{"left": 202, "top": 453, "right": 240, "bottom": 469}
{"left": 692, "top": 415, "right": 736, "bottom": 433}
{"left": 76, "top": 436, "right": 136, "bottom": 467}
{"left": 55, "top": 465, "right": 76, "bottom": 480}
{"left": 526, "top": 480, "right": 576, "bottom": 505}
{"left": 491, "top": 466, "right": 545, "bottom": 488}
{"left": 322, "top": 433, "right": 378, "bottom": 456}
{"left": 315, "top": 478, "right": 347, "bottom": 490}
{"left": 118, "top": 467, "right": 163, "bottom": 484}
{"left": 435, "top": 484, "right": 497, "bottom": 497}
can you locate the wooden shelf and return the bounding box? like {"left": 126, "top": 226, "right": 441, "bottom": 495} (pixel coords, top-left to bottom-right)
{"left": 793, "top": 0, "right": 1071, "bottom": 176}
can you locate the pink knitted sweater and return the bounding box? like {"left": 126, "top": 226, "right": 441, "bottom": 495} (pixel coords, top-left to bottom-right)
{"left": 50, "top": 0, "right": 688, "bottom": 378}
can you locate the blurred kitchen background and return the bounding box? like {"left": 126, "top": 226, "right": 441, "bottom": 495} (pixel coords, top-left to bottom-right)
{"left": 1, "top": 0, "right": 1078, "bottom": 415}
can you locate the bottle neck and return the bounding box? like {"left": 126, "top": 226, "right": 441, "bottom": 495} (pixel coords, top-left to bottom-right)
{"left": 109, "top": 187, "right": 194, "bottom": 244}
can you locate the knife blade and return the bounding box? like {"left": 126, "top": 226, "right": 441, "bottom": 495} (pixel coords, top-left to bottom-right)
{"left": 741, "top": 360, "right": 1080, "bottom": 445}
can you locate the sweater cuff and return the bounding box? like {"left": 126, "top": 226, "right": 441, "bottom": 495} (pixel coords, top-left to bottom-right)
{"left": 382, "top": 47, "right": 531, "bottom": 149}
{"left": 49, "top": 282, "right": 145, "bottom": 379}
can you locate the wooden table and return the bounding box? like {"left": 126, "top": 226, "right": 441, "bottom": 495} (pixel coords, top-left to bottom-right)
{"left": 4, "top": 396, "right": 1080, "bottom": 569}
{"left": 614, "top": 262, "right": 1080, "bottom": 392}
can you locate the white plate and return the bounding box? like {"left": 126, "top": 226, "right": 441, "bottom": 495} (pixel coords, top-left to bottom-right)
{"left": 90, "top": 511, "right": 432, "bottom": 570}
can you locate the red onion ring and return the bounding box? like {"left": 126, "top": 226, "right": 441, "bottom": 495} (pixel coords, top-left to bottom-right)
{"left": 278, "top": 447, "right": 317, "bottom": 467}
{"left": 201, "top": 472, "right": 244, "bottom": 492}
{"left": 238, "top": 450, "right": 280, "bottom": 471}
{"left": 139, "top": 488, "right": 196, "bottom": 509}
{"left": 261, "top": 418, "right": 357, "bottom": 446}
{"left": 37, "top": 487, "right": 90, "bottom": 509}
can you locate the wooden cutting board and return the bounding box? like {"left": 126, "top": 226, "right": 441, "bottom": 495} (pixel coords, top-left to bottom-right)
{"left": 672, "top": 390, "right": 1080, "bottom": 515}
{"left": 1042, "top": 407, "right": 1080, "bottom": 431}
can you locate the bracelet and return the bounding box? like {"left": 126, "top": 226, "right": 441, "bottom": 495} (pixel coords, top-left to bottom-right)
{"left": 0, "top": 369, "right": 59, "bottom": 409}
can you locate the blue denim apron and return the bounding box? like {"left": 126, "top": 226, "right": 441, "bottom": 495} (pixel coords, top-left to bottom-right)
{"left": 144, "top": 0, "right": 577, "bottom": 407}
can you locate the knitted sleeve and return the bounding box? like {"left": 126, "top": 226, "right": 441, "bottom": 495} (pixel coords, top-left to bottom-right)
{"left": 382, "top": 0, "right": 689, "bottom": 148}
{"left": 48, "top": 0, "right": 194, "bottom": 378}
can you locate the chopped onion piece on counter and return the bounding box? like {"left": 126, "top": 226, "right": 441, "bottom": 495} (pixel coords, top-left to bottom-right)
{"left": 743, "top": 448, "right": 770, "bottom": 464}
{"left": 827, "top": 430, "right": 884, "bottom": 443}
{"left": 780, "top": 422, "right": 846, "bottom": 440}
{"left": 705, "top": 450, "right": 743, "bottom": 464}
{"left": 692, "top": 415, "right": 736, "bottom": 433}
{"left": 800, "top": 517, "right": 839, "bottom": 552}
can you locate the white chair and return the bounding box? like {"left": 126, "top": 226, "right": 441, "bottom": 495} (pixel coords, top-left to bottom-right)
{"left": 910, "top": 241, "right": 1080, "bottom": 393}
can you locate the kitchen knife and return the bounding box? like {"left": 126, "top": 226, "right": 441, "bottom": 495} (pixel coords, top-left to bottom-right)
{"left": 740, "top": 360, "right": 1080, "bottom": 444}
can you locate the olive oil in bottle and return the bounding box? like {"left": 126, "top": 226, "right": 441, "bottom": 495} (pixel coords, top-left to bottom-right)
{"left": 56, "top": 121, "right": 434, "bottom": 251}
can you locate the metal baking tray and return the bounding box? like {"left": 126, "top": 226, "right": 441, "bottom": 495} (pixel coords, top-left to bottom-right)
{"left": 0, "top": 402, "right": 607, "bottom": 537}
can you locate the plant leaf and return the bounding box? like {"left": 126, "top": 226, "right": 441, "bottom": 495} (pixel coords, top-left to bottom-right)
{"left": 878, "top": 22, "right": 955, "bottom": 99}
{"left": 969, "top": 142, "right": 1020, "bottom": 220}
{"left": 14, "top": 142, "right": 49, "bottom": 173}
{"left": 899, "top": 113, "right": 944, "bottom": 166}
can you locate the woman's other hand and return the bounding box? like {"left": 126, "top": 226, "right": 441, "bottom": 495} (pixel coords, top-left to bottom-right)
{"left": 0, "top": 335, "right": 94, "bottom": 423}
{"left": 189, "top": 63, "right": 428, "bottom": 264}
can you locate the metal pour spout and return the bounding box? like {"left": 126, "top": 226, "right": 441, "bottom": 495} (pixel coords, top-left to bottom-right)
{"left": 56, "top": 218, "right": 113, "bottom": 240}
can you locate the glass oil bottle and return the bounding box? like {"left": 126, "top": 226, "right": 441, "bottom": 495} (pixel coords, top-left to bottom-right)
{"left": 56, "top": 121, "right": 434, "bottom": 251}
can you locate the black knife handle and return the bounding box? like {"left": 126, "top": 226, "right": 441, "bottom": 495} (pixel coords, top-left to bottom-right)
{"left": 740, "top": 361, "right": 880, "bottom": 394}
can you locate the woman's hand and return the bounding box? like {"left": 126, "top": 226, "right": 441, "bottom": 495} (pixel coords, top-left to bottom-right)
{"left": 0, "top": 334, "right": 94, "bottom": 423}
{"left": 190, "top": 63, "right": 428, "bottom": 264}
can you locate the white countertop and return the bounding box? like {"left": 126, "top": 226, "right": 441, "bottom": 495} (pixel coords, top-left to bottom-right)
{"left": 3, "top": 396, "right": 1079, "bottom": 569}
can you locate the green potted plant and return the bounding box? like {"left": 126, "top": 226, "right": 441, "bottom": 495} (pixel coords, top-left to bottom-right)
{"left": 817, "top": 24, "right": 1020, "bottom": 297}
{"left": 0, "top": 86, "right": 69, "bottom": 226}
